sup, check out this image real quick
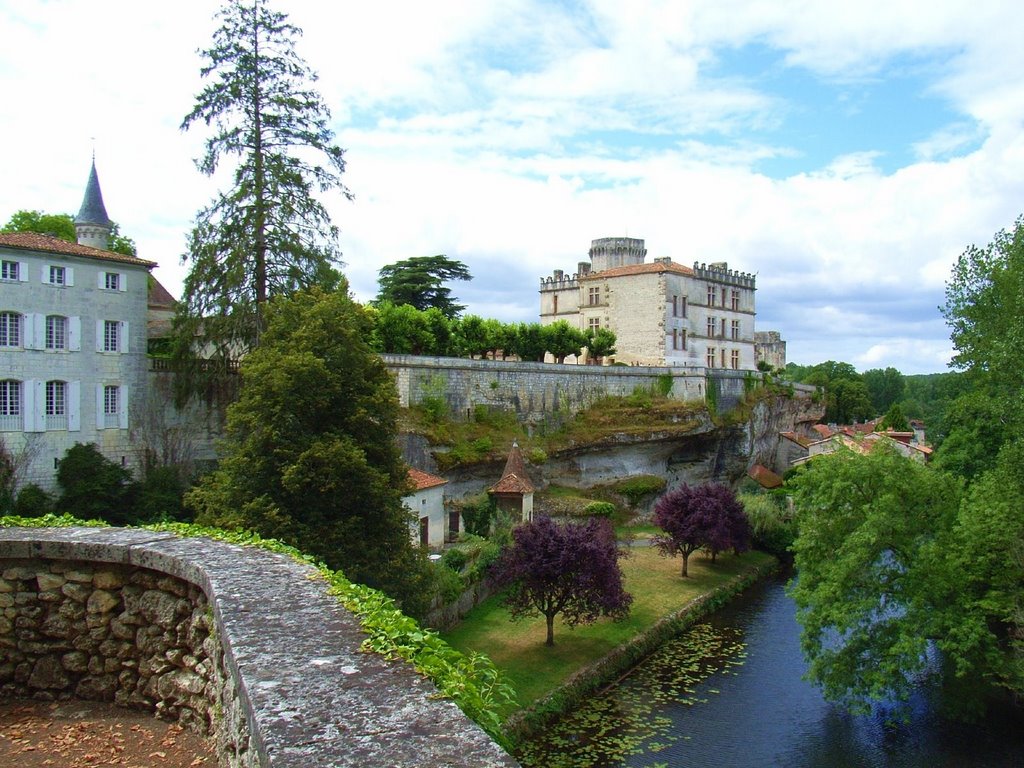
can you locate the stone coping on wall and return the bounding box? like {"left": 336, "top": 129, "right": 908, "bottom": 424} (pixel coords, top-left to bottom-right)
{"left": 0, "top": 527, "right": 518, "bottom": 768}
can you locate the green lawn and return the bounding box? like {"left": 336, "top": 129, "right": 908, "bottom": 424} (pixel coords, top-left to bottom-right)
{"left": 441, "top": 547, "right": 775, "bottom": 715}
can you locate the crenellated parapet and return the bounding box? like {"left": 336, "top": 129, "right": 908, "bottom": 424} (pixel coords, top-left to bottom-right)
{"left": 692, "top": 261, "right": 756, "bottom": 289}
{"left": 539, "top": 268, "right": 581, "bottom": 291}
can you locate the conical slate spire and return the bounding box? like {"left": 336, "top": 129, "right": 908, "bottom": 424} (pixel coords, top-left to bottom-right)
{"left": 75, "top": 158, "right": 111, "bottom": 227}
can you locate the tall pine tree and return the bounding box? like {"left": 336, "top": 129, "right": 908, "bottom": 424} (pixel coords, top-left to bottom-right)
{"left": 175, "top": 0, "right": 350, "bottom": 401}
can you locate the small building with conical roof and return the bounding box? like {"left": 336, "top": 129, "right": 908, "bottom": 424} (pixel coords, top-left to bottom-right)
{"left": 488, "top": 442, "right": 534, "bottom": 523}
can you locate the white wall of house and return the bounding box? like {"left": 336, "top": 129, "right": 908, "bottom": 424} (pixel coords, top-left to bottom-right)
{"left": 1, "top": 246, "right": 152, "bottom": 491}
{"left": 404, "top": 483, "right": 447, "bottom": 549}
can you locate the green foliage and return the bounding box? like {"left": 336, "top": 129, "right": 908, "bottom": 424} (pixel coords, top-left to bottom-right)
{"left": 527, "top": 448, "right": 547, "bottom": 465}
{"left": 655, "top": 373, "right": 673, "bottom": 398}
{"left": 135, "top": 465, "right": 188, "bottom": 523}
{"left": 542, "top": 321, "right": 587, "bottom": 364}
{"left": 418, "top": 374, "right": 450, "bottom": 424}
{"left": 585, "top": 327, "right": 617, "bottom": 363}
{"left": 878, "top": 402, "right": 910, "bottom": 432}
{"left": 376, "top": 255, "right": 472, "bottom": 319}
{"left": 705, "top": 377, "right": 718, "bottom": 411}
{"left": 453, "top": 315, "right": 490, "bottom": 358}
{"left": 512, "top": 323, "right": 547, "bottom": 362}
{"left": 442, "top": 547, "right": 468, "bottom": 572}
{"left": 13, "top": 484, "right": 54, "bottom": 518}
{"left": 0, "top": 441, "right": 14, "bottom": 515}
{"left": 186, "top": 288, "right": 434, "bottom": 619}
{"left": 461, "top": 495, "right": 496, "bottom": 537}
{"left": 612, "top": 475, "right": 666, "bottom": 507}
{"left": 738, "top": 492, "right": 795, "bottom": 558}
{"left": 434, "top": 562, "right": 467, "bottom": 603}
{"left": 370, "top": 301, "right": 439, "bottom": 355}
{"left": 175, "top": 0, "right": 350, "bottom": 393}
{"left": 862, "top": 367, "right": 905, "bottom": 413}
{"left": 2, "top": 210, "right": 76, "bottom": 241}
{"left": 57, "top": 443, "right": 138, "bottom": 526}
{"left": 789, "top": 447, "right": 962, "bottom": 713}
{"left": 583, "top": 502, "right": 616, "bottom": 518}
{"left": 933, "top": 388, "right": 1009, "bottom": 480}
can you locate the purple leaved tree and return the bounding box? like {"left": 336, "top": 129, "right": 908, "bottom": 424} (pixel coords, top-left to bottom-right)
{"left": 493, "top": 516, "right": 632, "bottom": 646}
{"left": 653, "top": 483, "right": 751, "bottom": 577}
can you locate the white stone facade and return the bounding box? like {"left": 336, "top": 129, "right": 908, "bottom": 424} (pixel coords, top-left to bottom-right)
{"left": 0, "top": 235, "right": 155, "bottom": 490}
{"left": 540, "top": 237, "right": 757, "bottom": 369}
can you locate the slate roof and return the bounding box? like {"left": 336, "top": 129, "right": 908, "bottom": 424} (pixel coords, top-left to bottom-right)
{"left": 0, "top": 232, "right": 156, "bottom": 268}
{"left": 75, "top": 159, "right": 112, "bottom": 227}
{"left": 489, "top": 442, "right": 534, "bottom": 495}
{"left": 579, "top": 260, "right": 695, "bottom": 280}
{"left": 407, "top": 468, "right": 448, "bottom": 492}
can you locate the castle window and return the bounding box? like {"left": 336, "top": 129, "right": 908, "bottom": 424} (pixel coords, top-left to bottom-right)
{"left": 681, "top": 296, "right": 687, "bottom": 318}
{"left": 672, "top": 295, "right": 677, "bottom": 316}
{"left": 680, "top": 329, "right": 687, "bottom": 350}
{"left": 731, "top": 349, "right": 740, "bottom": 369}
{"left": 731, "top": 319, "right": 740, "bottom": 340}
{"left": 588, "top": 286, "right": 600, "bottom": 306}
{"left": 46, "top": 315, "right": 67, "bottom": 351}
{"left": 731, "top": 289, "right": 740, "bottom": 311}
{"left": 588, "top": 317, "right": 601, "bottom": 332}
{"left": 45, "top": 380, "right": 67, "bottom": 429}
{"left": 706, "top": 347, "right": 716, "bottom": 368}
{"left": 552, "top": 295, "right": 558, "bottom": 314}
{"left": 0, "top": 312, "right": 21, "bottom": 348}
{"left": 707, "top": 317, "right": 716, "bottom": 337}
{"left": 721, "top": 348, "right": 727, "bottom": 368}
{"left": 0, "top": 380, "right": 21, "bottom": 431}
{"left": 707, "top": 285, "right": 715, "bottom": 306}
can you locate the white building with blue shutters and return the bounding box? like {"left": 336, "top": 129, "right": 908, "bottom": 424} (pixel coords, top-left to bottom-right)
{"left": 0, "top": 161, "right": 156, "bottom": 490}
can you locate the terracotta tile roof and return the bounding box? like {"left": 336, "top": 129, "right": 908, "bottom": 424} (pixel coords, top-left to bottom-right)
{"left": 580, "top": 260, "right": 695, "bottom": 280}
{"left": 747, "top": 464, "right": 784, "bottom": 489}
{"left": 0, "top": 232, "right": 157, "bottom": 268}
{"left": 407, "top": 467, "right": 447, "bottom": 491}
{"left": 148, "top": 276, "right": 177, "bottom": 309}
{"left": 780, "top": 431, "right": 812, "bottom": 448}
{"left": 489, "top": 442, "right": 535, "bottom": 495}
{"left": 811, "top": 424, "right": 833, "bottom": 439}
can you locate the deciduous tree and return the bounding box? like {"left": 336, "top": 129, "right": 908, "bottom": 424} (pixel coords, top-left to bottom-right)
{"left": 494, "top": 516, "right": 631, "bottom": 646}
{"left": 542, "top": 320, "right": 587, "bottom": 364}
{"left": 175, "top": 0, "right": 350, "bottom": 390}
{"left": 2, "top": 210, "right": 136, "bottom": 256}
{"left": 653, "top": 483, "right": 749, "bottom": 577}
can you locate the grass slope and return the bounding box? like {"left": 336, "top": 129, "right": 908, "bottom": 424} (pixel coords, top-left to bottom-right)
{"left": 442, "top": 547, "right": 775, "bottom": 717}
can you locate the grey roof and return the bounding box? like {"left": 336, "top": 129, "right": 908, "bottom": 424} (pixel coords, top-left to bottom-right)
{"left": 75, "top": 159, "right": 112, "bottom": 227}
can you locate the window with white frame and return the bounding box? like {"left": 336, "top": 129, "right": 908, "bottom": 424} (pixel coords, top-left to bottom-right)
{"left": 103, "top": 320, "right": 119, "bottom": 352}
{"left": 731, "top": 349, "right": 740, "bottom": 369}
{"left": 0, "top": 312, "right": 21, "bottom": 348}
{"left": 48, "top": 265, "right": 66, "bottom": 285}
{"left": 46, "top": 315, "right": 67, "bottom": 350}
{"left": 1, "top": 260, "right": 18, "bottom": 281}
{"left": 103, "top": 385, "right": 120, "bottom": 428}
{"left": 104, "top": 272, "right": 120, "bottom": 291}
{"left": 706, "top": 347, "right": 716, "bottom": 368}
{"left": 0, "top": 380, "right": 21, "bottom": 430}
{"left": 45, "top": 380, "right": 66, "bottom": 429}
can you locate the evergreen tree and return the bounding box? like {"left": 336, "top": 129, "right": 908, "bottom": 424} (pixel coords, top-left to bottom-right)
{"left": 175, "top": 0, "right": 350, "bottom": 399}
{"left": 376, "top": 255, "right": 472, "bottom": 319}
{"left": 186, "top": 287, "right": 434, "bottom": 618}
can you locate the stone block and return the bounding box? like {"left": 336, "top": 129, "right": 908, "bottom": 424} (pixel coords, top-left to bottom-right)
{"left": 93, "top": 570, "right": 124, "bottom": 590}
{"left": 28, "top": 655, "right": 70, "bottom": 690}
{"left": 62, "top": 650, "right": 89, "bottom": 673}
{"left": 37, "top": 572, "right": 66, "bottom": 592}
{"left": 87, "top": 589, "right": 120, "bottom": 615}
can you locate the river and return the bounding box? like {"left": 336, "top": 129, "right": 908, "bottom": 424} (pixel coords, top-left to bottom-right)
{"left": 518, "top": 575, "right": 1024, "bottom": 768}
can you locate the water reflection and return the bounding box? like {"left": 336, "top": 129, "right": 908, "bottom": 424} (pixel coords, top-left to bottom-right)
{"left": 520, "top": 576, "right": 1024, "bottom": 768}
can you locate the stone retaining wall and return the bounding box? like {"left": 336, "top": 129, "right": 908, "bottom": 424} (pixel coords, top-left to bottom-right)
{"left": 0, "top": 527, "right": 518, "bottom": 768}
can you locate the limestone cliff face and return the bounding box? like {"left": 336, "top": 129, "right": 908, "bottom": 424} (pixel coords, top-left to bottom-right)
{"left": 401, "top": 394, "right": 824, "bottom": 501}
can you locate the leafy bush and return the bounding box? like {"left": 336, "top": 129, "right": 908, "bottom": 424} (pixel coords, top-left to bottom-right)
{"left": 625, "top": 386, "right": 653, "bottom": 409}
{"left": 57, "top": 443, "right": 138, "bottom": 525}
{"left": 527, "top": 448, "right": 548, "bottom": 465}
{"left": 739, "top": 492, "right": 796, "bottom": 558}
{"left": 135, "top": 466, "right": 189, "bottom": 523}
{"left": 461, "top": 495, "right": 495, "bottom": 537}
{"left": 442, "top": 547, "right": 468, "bottom": 572}
{"left": 656, "top": 373, "right": 673, "bottom": 398}
{"left": 613, "top": 475, "right": 667, "bottom": 507}
{"left": 434, "top": 562, "right": 466, "bottom": 603}
{"left": 14, "top": 484, "right": 53, "bottom": 518}
{"left": 583, "top": 501, "right": 616, "bottom": 518}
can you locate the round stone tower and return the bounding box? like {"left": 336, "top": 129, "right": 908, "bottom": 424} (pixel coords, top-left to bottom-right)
{"left": 588, "top": 236, "right": 646, "bottom": 272}
{"left": 75, "top": 157, "right": 112, "bottom": 250}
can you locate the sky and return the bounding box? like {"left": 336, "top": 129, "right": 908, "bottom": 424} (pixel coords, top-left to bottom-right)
{"left": 3, "top": 1, "right": 1023, "bottom": 375}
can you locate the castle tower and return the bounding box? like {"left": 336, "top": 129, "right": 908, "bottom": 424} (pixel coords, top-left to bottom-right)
{"left": 74, "top": 157, "right": 112, "bottom": 250}
{"left": 588, "top": 236, "right": 647, "bottom": 273}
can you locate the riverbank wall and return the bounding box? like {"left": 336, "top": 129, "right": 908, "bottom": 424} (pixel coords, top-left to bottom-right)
{"left": 503, "top": 555, "right": 779, "bottom": 745}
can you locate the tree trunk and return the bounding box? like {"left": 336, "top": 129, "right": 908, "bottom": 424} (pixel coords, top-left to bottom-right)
{"left": 546, "top": 613, "right": 555, "bottom": 646}
{"left": 681, "top": 551, "right": 690, "bottom": 577}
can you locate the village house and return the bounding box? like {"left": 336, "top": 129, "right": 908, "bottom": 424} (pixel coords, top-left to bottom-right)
{"left": 403, "top": 467, "right": 449, "bottom": 548}
{"left": 0, "top": 161, "right": 157, "bottom": 489}
{"left": 539, "top": 236, "right": 769, "bottom": 370}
